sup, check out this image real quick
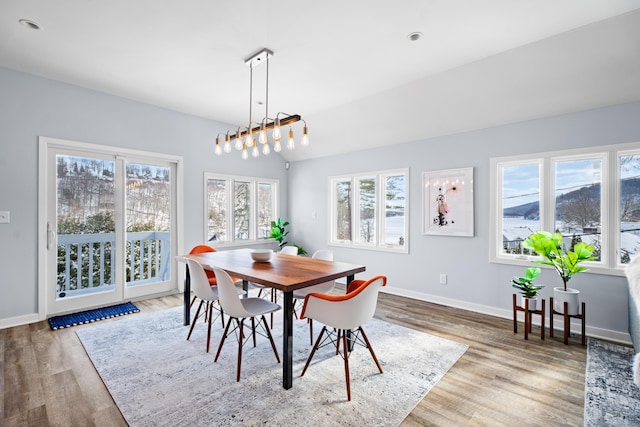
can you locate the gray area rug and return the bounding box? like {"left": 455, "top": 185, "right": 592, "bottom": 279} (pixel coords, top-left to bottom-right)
{"left": 76, "top": 306, "right": 467, "bottom": 426}
{"left": 585, "top": 338, "right": 640, "bottom": 426}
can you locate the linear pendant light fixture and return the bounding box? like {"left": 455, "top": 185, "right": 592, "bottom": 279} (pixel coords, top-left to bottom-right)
{"left": 215, "top": 48, "right": 308, "bottom": 159}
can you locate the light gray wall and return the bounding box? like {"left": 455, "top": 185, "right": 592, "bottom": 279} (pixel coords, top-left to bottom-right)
{"left": 2, "top": 64, "right": 639, "bottom": 339}
{"left": 0, "top": 67, "right": 289, "bottom": 321}
{"left": 288, "top": 101, "right": 640, "bottom": 338}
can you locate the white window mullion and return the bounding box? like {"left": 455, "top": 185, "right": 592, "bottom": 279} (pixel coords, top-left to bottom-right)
{"left": 114, "top": 157, "right": 126, "bottom": 298}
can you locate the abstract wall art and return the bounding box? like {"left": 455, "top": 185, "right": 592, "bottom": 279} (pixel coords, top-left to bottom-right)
{"left": 423, "top": 167, "right": 474, "bottom": 237}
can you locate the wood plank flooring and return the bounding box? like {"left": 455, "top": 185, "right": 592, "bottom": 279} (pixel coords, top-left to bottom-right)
{"left": 1, "top": 292, "right": 589, "bottom": 426}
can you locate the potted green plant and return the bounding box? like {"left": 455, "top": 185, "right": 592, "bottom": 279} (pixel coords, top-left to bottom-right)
{"left": 512, "top": 267, "right": 544, "bottom": 311}
{"left": 521, "top": 231, "right": 596, "bottom": 315}
{"left": 269, "top": 218, "right": 289, "bottom": 249}
{"left": 269, "top": 218, "right": 308, "bottom": 255}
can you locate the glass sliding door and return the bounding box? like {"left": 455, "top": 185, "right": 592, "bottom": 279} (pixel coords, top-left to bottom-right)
{"left": 124, "top": 161, "right": 174, "bottom": 299}
{"left": 41, "top": 137, "right": 180, "bottom": 315}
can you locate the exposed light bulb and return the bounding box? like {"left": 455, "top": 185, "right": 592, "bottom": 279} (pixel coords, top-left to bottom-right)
{"left": 287, "top": 128, "right": 295, "bottom": 150}
{"left": 224, "top": 139, "right": 232, "bottom": 153}
{"left": 252, "top": 141, "right": 259, "bottom": 157}
{"left": 215, "top": 142, "right": 222, "bottom": 155}
{"left": 263, "top": 143, "right": 270, "bottom": 155}
{"left": 242, "top": 144, "right": 249, "bottom": 160}
{"left": 272, "top": 118, "right": 281, "bottom": 139}
{"left": 274, "top": 139, "right": 282, "bottom": 152}
{"left": 301, "top": 126, "right": 309, "bottom": 146}
{"left": 235, "top": 136, "right": 243, "bottom": 150}
{"left": 258, "top": 128, "right": 267, "bottom": 144}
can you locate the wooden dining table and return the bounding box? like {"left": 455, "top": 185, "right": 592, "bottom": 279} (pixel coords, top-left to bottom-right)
{"left": 179, "top": 248, "right": 366, "bottom": 389}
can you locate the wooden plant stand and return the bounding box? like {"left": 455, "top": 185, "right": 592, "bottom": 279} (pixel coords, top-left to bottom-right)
{"left": 549, "top": 297, "right": 586, "bottom": 345}
{"left": 513, "top": 294, "right": 545, "bottom": 340}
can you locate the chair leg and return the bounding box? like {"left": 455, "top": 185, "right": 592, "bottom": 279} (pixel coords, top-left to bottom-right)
{"left": 251, "top": 317, "right": 257, "bottom": 347}
{"left": 187, "top": 300, "right": 204, "bottom": 341}
{"left": 214, "top": 316, "right": 233, "bottom": 362}
{"left": 359, "top": 327, "right": 383, "bottom": 373}
{"left": 206, "top": 303, "right": 213, "bottom": 353}
{"left": 261, "top": 315, "right": 280, "bottom": 363}
{"left": 237, "top": 319, "right": 244, "bottom": 382}
{"left": 269, "top": 289, "right": 276, "bottom": 328}
{"left": 309, "top": 319, "right": 314, "bottom": 346}
{"left": 342, "top": 329, "right": 351, "bottom": 401}
{"left": 301, "top": 326, "right": 327, "bottom": 377}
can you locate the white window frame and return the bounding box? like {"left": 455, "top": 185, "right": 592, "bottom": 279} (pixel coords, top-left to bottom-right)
{"left": 203, "top": 173, "right": 279, "bottom": 247}
{"left": 329, "top": 168, "right": 409, "bottom": 254}
{"left": 490, "top": 141, "right": 640, "bottom": 276}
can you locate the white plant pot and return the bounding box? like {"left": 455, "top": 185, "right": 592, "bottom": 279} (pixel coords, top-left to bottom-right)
{"left": 521, "top": 296, "right": 538, "bottom": 311}
{"left": 553, "top": 287, "right": 580, "bottom": 316}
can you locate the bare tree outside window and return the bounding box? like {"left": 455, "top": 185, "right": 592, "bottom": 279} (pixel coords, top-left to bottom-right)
{"left": 554, "top": 158, "right": 602, "bottom": 261}
{"left": 234, "top": 181, "right": 251, "bottom": 240}
{"left": 384, "top": 175, "right": 405, "bottom": 246}
{"left": 207, "top": 179, "right": 226, "bottom": 242}
{"left": 336, "top": 180, "right": 352, "bottom": 241}
{"left": 358, "top": 178, "right": 376, "bottom": 244}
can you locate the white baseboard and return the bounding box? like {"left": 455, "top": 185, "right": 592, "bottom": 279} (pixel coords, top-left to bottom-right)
{"left": 381, "top": 286, "right": 633, "bottom": 346}
{"left": 0, "top": 313, "right": 41, "bottom": 329}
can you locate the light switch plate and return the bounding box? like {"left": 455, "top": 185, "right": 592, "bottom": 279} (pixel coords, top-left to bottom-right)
{"left": 0, "top": 211, "right": 10, "bottom": 224}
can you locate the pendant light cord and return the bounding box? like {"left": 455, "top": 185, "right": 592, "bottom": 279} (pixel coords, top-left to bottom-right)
{"left": 265, "top": 56, "right": 269, "bottom": 120}
{"left": 249, "top": 62, "right": 253, "bottom": 124}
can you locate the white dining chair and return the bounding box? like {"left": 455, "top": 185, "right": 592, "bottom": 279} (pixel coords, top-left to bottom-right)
{"left": 280, "top": 245, "right": 299, "bottom": 255}
{"left": 185, "top": 258, "right": 222, "bottom": 353}
{"left": 292, "top": 249, "right": 335, "bottom": 344}
{"left": 300, "top": 275, "right": 387, "bottom": 401}
{"left": 213, "top": 267, "right": 282, "bottom": 382}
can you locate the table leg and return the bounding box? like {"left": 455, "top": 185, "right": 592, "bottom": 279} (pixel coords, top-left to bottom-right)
{"left": 183, "top": 266, "right": 191, "bottom": 326}
{"left": 282, "top": 290, "right": 294, "bottom": 389}
{"left": 346, "top": 274, "right": 355, "bottom": 351}
{"left": 242, "top": 279, "right": 249, "bottom": 298}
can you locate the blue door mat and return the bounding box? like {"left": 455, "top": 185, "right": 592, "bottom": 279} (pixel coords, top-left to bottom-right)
{"left": 48, "top": 302, "right": 140, "bottom": 330}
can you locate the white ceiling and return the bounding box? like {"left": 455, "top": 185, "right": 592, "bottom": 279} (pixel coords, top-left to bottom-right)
{"left": 1, "top": 1, "right": 640, "bottom": 161}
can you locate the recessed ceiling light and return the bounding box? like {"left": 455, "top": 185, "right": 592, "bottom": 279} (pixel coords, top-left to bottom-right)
{"left": 407, "top": 32, "right": 423, "bottom": 42}
{"left": 19, "top": 19, "right": 41, "bottom": 30}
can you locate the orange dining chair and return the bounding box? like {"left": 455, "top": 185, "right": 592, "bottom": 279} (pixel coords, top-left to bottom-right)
{"left": 212, "top": 267, "right": 282, "bottom": 382}
{"left": 189, "top": 245, "right": 241, "bottom": 287}
{"left": 292, "top": 249, "right": 335, "bottom": 345}
{"left": 300, "top": 275, "right": 387, "bottom": 401}
{"left": 188, "top": 244, "right": 242, "bottom": 303}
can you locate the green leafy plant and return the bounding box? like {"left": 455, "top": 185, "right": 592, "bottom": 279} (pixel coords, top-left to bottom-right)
{"left": 293, "top": 244, "right": 308, "bottom": 256}
{"left": 512, "top": 267, "right": 544, "bottom": 298}
{"left": 269, "top": 217, "right": 309, "bottom": 255}
{"left": 269, "top": 218, "right": 289, "bottom": 249}
{"left": 521, "top": 231, "right": 596, "bottom": 291}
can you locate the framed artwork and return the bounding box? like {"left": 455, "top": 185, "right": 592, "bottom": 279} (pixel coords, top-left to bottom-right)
{"left": 423, "top": 167, "right": 474, "bottom": 237}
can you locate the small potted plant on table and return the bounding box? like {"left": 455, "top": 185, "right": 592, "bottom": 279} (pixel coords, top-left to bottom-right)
{"left": 512, "top": 267, "right": 544, "bottom": 311}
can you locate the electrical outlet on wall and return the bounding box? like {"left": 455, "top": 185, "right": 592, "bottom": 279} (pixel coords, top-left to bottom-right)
{"left": 439, "top": 273, "right": 447, "bottom": 285}
{"left": 0, "top": 211, "right": 9, "bottom": 224}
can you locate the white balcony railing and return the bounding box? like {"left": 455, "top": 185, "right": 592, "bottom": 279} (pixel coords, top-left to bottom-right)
{"left": 57, "top": 231, "right": 170, "bottom": 298}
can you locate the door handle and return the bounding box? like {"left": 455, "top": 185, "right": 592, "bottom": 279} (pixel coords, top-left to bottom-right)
{"left": 47, "top": 221, "right": 56, "bottom": 250}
